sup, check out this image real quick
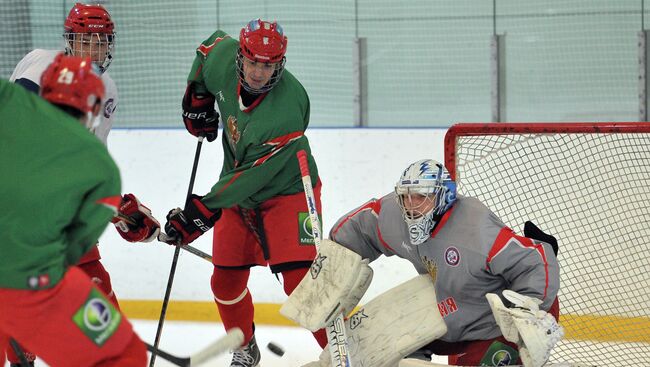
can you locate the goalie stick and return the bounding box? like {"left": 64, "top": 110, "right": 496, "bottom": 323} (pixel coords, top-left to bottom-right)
{"left": 144, "top": 328, "right": 244, "bottom": 367}
{"left": 115, "top": 213, "right": 213, "bottom": 263}
{"left": 297, "top": 150, "right": 353, "bottom": 367}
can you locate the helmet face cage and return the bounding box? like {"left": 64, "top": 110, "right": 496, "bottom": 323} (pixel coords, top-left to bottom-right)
{"left": 395, "top": 160, "right": 457, "bottom": 245}
{"left": 63, "top": 3, "right": 115, "bottom": 73}
{"left": 64, "top": 32, "right": 115, "bottom": 73}
{"left": 237, "top": 18, "right": 287, "bottom": 94}
{"left": 236, "top": 49, "right": 286, "bottom": 94}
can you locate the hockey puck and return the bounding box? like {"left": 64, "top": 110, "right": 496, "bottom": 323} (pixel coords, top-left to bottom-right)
{"left": 266, "top": 342, "right": 285, "bottom": 357}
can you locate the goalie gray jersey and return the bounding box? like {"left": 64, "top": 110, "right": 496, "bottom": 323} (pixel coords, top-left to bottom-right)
{"left": 329, "top": 193, "right": 560, "bottom": 342}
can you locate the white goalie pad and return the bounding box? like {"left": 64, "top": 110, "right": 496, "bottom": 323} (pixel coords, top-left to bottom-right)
{"left": 486, "top": 290, "right": 564, "bottom": 367}
{"left": 303, "top": 274, "right": 447, "bottom": 367}
{"left": 281, "top": 239, "right": 374, "bottom": 331}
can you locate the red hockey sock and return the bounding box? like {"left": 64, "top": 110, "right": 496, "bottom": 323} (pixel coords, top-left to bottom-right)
{"left": 211, "top": 267, "right": 254, "bottom": 344}
{"left": 281, "top": 268, "right": 328, "bottom": 348}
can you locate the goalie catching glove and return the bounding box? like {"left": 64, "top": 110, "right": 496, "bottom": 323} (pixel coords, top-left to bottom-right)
{"left": 111, "top": 193, "right": 160, "bottom": 243}
{"left": 182, "top": 82, "right": 219, "bottom": 142}
{"left": 486, "top": 290, "right": 564, "bottom": 367}
{"left": 162, "top": 195, "right": 221, "bottom": 246}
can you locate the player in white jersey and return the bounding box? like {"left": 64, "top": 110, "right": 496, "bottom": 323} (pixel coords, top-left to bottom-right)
{"left": 284, "top": 159, "right": 563, "bottom": 367}
{"left": 5, "top": 4, "right": 158, "bottom": 366}
{"left": 10, "top": 4, "right": 117, "bottom": 144}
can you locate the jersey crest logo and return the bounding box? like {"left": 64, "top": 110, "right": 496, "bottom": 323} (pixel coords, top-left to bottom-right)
{"left": 421, "top": 255, "right": 438, "bottom": 283}
{"left": 444, "top": 246, "right": 460, "bottom": 267}
{"left": 226, "top": 115, "right": 241, "bottom": 151}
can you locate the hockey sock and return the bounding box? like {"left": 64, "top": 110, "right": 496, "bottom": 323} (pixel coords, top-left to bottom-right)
{"left": 211, "top": 267, "right": 254, "bottom": 343}
{"left": 281, "top": 267, "right": 329, "bottom": 348}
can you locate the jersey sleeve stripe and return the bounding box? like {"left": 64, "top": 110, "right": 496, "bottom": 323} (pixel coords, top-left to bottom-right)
{"left": 487, "top": 228, "right": 551, "bottom": 300}
{"left": 330, "top": 199, "right": 381, "bottom": 238}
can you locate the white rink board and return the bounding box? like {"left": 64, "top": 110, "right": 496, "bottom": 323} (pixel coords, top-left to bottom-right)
{"left": 99, "top": 128, "right": 446, "bottom": 303}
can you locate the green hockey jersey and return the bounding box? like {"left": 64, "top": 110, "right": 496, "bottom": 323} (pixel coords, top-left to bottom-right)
{"left": 188, "top": 30, "right": 319, "bottom": 209}
{"left": 0, "top": 79, "right": 121, "bottom": 289}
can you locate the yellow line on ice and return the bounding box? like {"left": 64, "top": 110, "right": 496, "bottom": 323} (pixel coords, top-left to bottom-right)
{"left": 120, "top": 300, "right": 650, "bottom": 344}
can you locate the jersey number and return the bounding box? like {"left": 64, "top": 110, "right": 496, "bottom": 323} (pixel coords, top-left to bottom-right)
{"left": 57, "top": 70, "right": 75, "bottom": 84}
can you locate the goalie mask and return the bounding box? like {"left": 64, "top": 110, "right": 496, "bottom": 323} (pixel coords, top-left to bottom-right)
{"left": 236, "top": 18, "right": 287, "bottom": 94}
{"left": 63, "top": 3, "right": 115, "bottom": 73}
{"left": 395, "top": 159, "right": 457, "bottom": 245}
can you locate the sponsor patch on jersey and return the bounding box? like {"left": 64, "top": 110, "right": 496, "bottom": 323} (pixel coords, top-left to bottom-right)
{"left": 103, "top": 98, "right": 116, "bottom": 118}
{"left": 444, "top": 246, "right": 460, "bottom": 266}
{"left": 298, "top": 212, "right": 321, "bottom": 245}
{"left": 72, "top": 288, "right": 121, "bottom": 346}
{"left": 479, "top": 340, "right": 519, "bottom": 366}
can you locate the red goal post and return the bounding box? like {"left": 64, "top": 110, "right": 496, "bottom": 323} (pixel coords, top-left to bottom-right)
{"left": 444, "top": 122, "right": 650, "bottom": 366}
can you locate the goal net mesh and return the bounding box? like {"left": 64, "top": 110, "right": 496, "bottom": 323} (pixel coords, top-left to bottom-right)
{"left": 445, "top": 123, "right": 650, "bottom": 366}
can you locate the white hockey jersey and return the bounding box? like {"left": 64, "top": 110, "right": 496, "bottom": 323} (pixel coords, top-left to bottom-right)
{"left": 9, "top": 49, "right": 118, "bottom": 145}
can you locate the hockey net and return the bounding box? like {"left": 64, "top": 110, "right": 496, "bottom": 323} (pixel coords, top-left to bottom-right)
{"left": 444, "top": 123, "right": 650, "bottom": 367}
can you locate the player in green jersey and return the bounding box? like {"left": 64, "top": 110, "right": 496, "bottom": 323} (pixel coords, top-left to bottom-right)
{"left": 0, "top": 54, "right": 147, "bottom": 367}
{"left": 161, "top": 19, "right": 326, "bottom": 366}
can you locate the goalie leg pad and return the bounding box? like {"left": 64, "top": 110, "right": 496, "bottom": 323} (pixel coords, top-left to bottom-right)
{"left": 281, "top": 239, "right": 373, "bottom": 331}
{"left": 313, "top": 274, "right": 447, "bottom": 367}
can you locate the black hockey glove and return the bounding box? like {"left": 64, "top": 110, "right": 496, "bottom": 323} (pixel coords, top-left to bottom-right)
{"left": 163, "top": 195, "right": 222, "bottom": 246}
{"left": 182, "top": 82, "right": 219, "bottom": 142}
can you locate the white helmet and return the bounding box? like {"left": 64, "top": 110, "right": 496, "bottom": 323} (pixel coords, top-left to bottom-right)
{"left": 395, "top": 159, "right": 457, "bottom": 245}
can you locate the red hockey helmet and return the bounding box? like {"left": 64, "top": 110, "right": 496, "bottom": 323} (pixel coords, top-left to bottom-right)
{"left": 40, "top": 53, "right": 105, "bottom": 117}
{"left": 237, "top": 19, "right": 288, "bottom": 93}
{"left": 239, "top": 19, "right": 287, "bottom": 63}
{"left": 63, "top": 3, "right": 115, "bottom": 73}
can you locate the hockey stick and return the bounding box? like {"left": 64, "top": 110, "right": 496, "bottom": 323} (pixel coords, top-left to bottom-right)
{"left": 8, "top": 338, "right": 30, "bottom": 367}
{"left": 149, "top": 136, "right": 204, "bottom": 367}
{"left": 115, "top": 213, "right": 213, "bottom": 263}
{"left": 296, "top": 150, "right": 352, "bottom": 367}
{"left": 144, "top": 328, "right": 243, "bottom": 367}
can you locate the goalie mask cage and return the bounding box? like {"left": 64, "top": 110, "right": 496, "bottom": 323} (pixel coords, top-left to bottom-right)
{"left": 444, "top": 122, "right": 650, "bottom": 366}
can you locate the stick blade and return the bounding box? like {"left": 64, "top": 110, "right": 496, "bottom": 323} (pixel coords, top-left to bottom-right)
{"left": 190, "top": 327, "right": 245, "bottom": 366}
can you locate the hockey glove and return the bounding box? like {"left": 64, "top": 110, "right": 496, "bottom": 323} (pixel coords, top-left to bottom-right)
{"left": 182, "top": 82, "right": 219, "bottom": 142}
{"left": 111, "top": 194, "right": 161, "bottom": 243}
{"left": 163, "top": 195, "right": 221, "bottom": 246}
{"left": 486, "top": 290, "right": 564, "bottom": 367}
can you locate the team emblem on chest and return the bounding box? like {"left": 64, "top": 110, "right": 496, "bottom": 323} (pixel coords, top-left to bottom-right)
{"left": 420, "top": 255, "right": 438, "bottom": 282}
{"left": 444, "top": 246, "right": 460, "bottom": 267}
{"left": 226, "top": 115, "right": 241, "bottom": 150}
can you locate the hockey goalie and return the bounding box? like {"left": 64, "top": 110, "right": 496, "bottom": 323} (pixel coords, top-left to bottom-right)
{"left": 282, "top": 159, "right": 564, "bottom": 367}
